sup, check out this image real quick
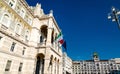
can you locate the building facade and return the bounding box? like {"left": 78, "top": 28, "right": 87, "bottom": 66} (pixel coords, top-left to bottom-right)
{"left": 0, "top": 0, "right": 63, "bottom": 74}
{"left": 62, "top": 52, "right": 72, "bottom": 74}
{"left": 72, "top": 53, "right": 120, "bottom": 74}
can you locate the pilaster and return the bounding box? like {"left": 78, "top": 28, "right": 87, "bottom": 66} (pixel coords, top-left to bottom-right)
{"left": 43, "top": 47, "right": 51, "bottom": 74}
{"left": 29, "top": 18, "right": 40, "bottom": 47}
{"left": 46, "top": 17, "right": 53, "bottom": 46}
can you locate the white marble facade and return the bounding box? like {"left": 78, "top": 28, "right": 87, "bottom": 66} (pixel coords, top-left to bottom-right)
{"left": 0, "top": 0, "right": 63, "bottom": 74}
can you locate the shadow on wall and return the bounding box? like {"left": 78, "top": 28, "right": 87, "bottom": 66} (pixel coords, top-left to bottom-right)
{"left": 66, "top": 71, "right": 71, "bottom": 74}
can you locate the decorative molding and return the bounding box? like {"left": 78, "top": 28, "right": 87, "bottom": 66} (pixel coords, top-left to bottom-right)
{"left": 46, "top": 45, "right": 62, "bottom": 57}
{"left": 0, "top": 49, "right": 35, "bottom": 60}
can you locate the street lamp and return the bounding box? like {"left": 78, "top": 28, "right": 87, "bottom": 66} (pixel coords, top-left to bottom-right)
{"left": 108, "top": 7, "right": 120, "bottom": 28}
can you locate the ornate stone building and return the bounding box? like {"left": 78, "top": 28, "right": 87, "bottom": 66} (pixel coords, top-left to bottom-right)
{"left": 62, "top": 52, "right": 72, "bottom": 74}
{"left": 0, "top": 0, "right": 63, "bottom": 74}
{"left": 72, "top": 53, "right": 120, "bottom": 74}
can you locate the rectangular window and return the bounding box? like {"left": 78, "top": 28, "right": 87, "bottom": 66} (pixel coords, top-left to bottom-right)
{"left": 10, "top": 42, "right": 16, "bottom": 52}
{"left": 5, "top": 60, "right": 12, "bottom": 71}
{"left": 15, "top": 24, "right": 21, "bottom": 35}
{"left": 9, "top": 2, "right": 13, "bottom": 7}
{"left": 22, "top": 47, "right": 26, "bottom": 55}
{"left": 40, "top": 36, "right": 44, "bottom": 43}
{"left": 18, "top": 63, "right": 23, "bottom": 72}
{"left": 0, "top": 36, "right": 2, "bottom": 41}
{"left": 0, "top": 36, "right": 3, "bottom": 46}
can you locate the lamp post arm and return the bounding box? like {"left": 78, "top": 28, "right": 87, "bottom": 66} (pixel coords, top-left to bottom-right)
{"left": 112, "top": 9, "right": 120, "bottom": 28}
{"left": 117, "top": 11, "right": 120, "bottom": 15}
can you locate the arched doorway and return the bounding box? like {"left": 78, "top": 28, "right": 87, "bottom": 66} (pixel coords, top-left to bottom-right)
{"left": 35, "top": 53, "right": 45, "bottom": 74}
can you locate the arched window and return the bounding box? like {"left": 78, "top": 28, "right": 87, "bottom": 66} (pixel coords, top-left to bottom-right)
{"left": 20, "top": 8, "right": 26, "bottom": 18}
{"left": 25, "top": 30, "right": 29, "bottom": 41}
{"left": 28, "top": 17, "right": 32, "bottom": 25}
{"left": 15, "top": 23, "right": 22, "bottom": 35}
{"left": 1, "top": 13, "right": 11, "bottom": 27}
{"left": 51, "top": 30, "right": 54, "bottom": 44}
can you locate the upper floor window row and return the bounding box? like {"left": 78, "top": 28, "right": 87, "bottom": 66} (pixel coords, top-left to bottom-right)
{"left": 15, "top": 23, "right": 22, "bottom": 35}
{"left": 0, "top": 12, "right": 30, "bottom": 35}
{"left": 4, "top": 0, "right": 33, "bottom": 26}
{"left": 4, "top": 0, "right": 26, "bottom": 19}
{"left": 24, "top": 14, "right": 32, "bottom": 25}
{"left": 19, "top": 8, "right": 26, "bottom": 18}
{"left": 4, "top": 0, "right": 17, "bottom": 9}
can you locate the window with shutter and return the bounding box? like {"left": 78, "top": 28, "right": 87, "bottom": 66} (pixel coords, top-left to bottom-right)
{"left": 15, "top": 24, "right": 22, "bottom": 35}
{"left": 18, "top": 63, "right": 23, "bottom": 72}
{"left": 10, "top": 42, "right": 16, "bottom": 52}
{"left": 5, "top": 60, "right": 12, "bottom": 71}
{"left": 1, "top": 14, "right": 10, "bottom": 27}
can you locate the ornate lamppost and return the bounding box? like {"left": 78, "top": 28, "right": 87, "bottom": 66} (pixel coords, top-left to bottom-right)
{"left": 108, "top": 7, "right": 120, "bottom": 28}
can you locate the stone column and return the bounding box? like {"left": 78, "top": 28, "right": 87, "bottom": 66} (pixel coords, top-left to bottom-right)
{"left": 46, "top": 17, "right": 53, "bottom": 46}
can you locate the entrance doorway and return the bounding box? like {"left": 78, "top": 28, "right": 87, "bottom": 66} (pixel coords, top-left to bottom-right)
{"left": 35, "top": 54, "right": 45, "bottom": 74}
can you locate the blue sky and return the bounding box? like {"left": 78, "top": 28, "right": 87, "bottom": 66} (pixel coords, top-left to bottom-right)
{"left": 26, "top": 0, "right": 120, "bottom": 60}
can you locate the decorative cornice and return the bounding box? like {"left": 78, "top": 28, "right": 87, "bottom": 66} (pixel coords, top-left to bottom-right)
{"left": 0, "top": 49, "right": 35, "bottom": 60}
{"left": 46, "top": 45, "right": 62, "bottom": 57}
{"left": 19, "top": 0, "right": 34, "bottom": 17}
{"left": 34, "top": 15, "right": 61, "bottom": 33}
{"left": 0, "top": 28, "right": 29, "bottom": 47}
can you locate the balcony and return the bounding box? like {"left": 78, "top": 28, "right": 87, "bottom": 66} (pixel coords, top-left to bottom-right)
{"left": 37, "top": 42, "right": 46, "bottom": 47}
